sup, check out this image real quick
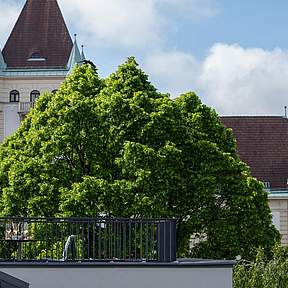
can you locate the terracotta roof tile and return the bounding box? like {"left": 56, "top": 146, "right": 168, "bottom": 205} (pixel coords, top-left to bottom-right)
{"left": 221, "top": 116, "right": 288, "bottom": 189}
{"left": 2, "top": 0, "right": 73, "bottom": 68}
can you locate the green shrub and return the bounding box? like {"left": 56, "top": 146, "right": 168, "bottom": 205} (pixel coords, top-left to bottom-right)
{"left": 234, "top": 246, "right": 288, "bottom": 288}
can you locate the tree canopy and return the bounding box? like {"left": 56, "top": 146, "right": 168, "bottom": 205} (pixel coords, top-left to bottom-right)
{"left": 0, "top": 58, "right": 279, "bottom": 259}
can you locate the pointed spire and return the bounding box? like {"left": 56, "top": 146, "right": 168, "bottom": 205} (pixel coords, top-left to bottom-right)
{"left": 0, "top": 48, "right": 7, "bottom": 70}
{"left": 2, "top": 0, "right": 73, "bottom": 68}
{"left": 67, "top": 34, "right": 82, "bottom": 70}
{"left": 81, "top": 45, "right": 86, "bottom": 61}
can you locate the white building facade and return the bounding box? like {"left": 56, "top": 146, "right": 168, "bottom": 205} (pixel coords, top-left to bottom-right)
{"left": 0, "top": 0, "right": 84, "bottom": 141}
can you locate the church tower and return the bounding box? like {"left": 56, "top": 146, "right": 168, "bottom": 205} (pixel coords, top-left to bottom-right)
{"left": 0, "top": 0, "right": 84, "bottom": 141}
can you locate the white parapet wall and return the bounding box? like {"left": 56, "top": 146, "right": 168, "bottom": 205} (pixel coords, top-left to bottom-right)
{"left": 0, "top": 260, "right": 234, "bottom": 288}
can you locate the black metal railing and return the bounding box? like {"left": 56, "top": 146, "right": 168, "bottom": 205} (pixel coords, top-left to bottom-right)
{"left": 0, "top": 218, "right": 176, "bottom": 263}
{"left": 18, "top": 102, "right": 35, "bottom": 114}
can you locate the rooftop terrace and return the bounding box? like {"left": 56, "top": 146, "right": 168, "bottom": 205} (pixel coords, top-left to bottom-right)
{"left": 0, "top": 217, "right": 176, "bottom": 263}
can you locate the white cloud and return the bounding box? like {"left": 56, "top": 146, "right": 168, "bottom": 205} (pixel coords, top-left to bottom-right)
{"left": 58, "top": 0, "right": 218, "bottom": 50}
{"left": 59, "top": 0, "right": 162, "bottom": 49}
{"left": 143, "top": 50, "right": 200, "bottom": 96}
{"left": 0, "top": 0, "right": 21, "bottom": 48}
{"left": 143, "top": 44, "right": 288, "bottom": 115}
{"left": 199, "top": 44, "right": 288, "bottom": 115}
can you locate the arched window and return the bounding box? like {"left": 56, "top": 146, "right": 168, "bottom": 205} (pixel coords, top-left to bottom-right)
{"left": 30, "top": 90, "right": 40, "bottom": 102}
{"left": 9, "top": 90, "right": 20, "bottom": 102}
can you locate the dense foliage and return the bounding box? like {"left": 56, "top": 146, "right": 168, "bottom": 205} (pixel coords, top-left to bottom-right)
{"left": 234, "top": 246, "right": 288, "bottom": 288}
{"left": 0, "top": 58, "right": 279, "bottom": 259}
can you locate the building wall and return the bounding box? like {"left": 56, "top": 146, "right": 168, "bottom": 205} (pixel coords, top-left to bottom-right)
{"left": 0, "top": 76, "right": 65, "bottom": 103}
{"left": 3, "top": 104, "right": 20, "bottom": 139}
{"left": 0, "top": 76, "right": 65, "bottom": 140}
{"left": 1, "top": 265, "right": 233, "bottom": 288}
{"left": 0, "top": 109, "right": 4, "bottom": 142}
{"left": 269, "top": 198, "right": 288, "bottom": 245}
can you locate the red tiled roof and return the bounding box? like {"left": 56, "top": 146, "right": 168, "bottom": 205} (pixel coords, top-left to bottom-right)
{"left": 2, "top": 0, "right": 73, "bottom": 68}
{"left": 221, "top": 116, "right": 288, "bottom": 189}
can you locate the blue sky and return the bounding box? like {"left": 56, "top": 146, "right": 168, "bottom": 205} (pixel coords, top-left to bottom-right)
{"left": 187, "top": 1, "right": 288, "bottom": 56}
{"left": 1, "top": 0, "right": 288, "bottom": 116}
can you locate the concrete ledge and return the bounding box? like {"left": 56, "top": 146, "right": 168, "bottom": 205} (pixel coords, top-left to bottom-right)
{"left": 0, "top": 259, "right": 235, "bottom": 268}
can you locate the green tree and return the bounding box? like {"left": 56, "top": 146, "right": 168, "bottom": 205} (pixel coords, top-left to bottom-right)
{"left": 0, "top": 58, "right": 279, "bottom": 259}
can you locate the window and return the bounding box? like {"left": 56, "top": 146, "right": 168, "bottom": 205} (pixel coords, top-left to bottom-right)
{"left": 30, "top": 90, "right": 40, "bottom": 102}
{"left": 9, "top": 90, "right": 20, "bottom": 102}
{"left": 263, "top": 181, "right": 271, "bottom": 190}
{"left": 27, "top": 52, "right": 46, "bottom": 62}
{"left": 30, "top": 52, "right": 42, "bottom": 59}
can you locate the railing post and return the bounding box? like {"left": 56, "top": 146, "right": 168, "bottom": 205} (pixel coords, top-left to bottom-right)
{"left": 157, "top": 220, "right": 176, "bottom": 262}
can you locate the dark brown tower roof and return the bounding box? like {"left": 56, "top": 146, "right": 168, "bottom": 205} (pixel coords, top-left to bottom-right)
{"left": 221, "top": 116, "right": 288, "bottom": 189}
{"left": 2, "top": 0, "right": 73, "bottom": 69}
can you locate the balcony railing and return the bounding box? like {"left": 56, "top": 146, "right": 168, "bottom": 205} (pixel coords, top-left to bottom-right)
{"left": 0, "top": 217, "right": 176, "bottom": 263}
{"left": 18, "top": 102, "right": 34, "bottom": 114}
